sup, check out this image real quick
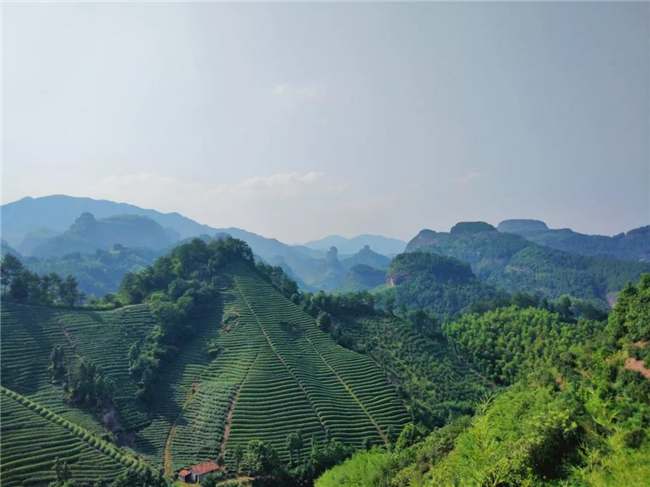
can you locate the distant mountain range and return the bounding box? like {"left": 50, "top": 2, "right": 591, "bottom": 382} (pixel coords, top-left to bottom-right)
{"left": 303, "top": 234, "right": 406, "bottom": 256}
{"left": 497, "top": 219, "right": 650, "bottom": 262}
{"left": 3, "top": 196, "right": 648, "bottom": 301}
{"left": 1, "top": 195, "right": 400, "bottom": 294}
{"left": 31, "top": 213, "right": 175, "bottom": 257}
{"left": 406, "top": 221, "right": 650, "bottom": 306}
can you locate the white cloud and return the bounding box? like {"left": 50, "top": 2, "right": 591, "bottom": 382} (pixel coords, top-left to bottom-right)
{"left": 453, "top": 172, "right": 482, "bottom": 185}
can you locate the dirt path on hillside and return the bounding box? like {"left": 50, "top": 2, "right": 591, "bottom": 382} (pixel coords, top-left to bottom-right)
{"left": 219, "top": 386, "right": 242, "bottom": 460}
{"left": 56, "top": 320, "right": 82, "bottom": 358}
{"left": 233, "top": 280, "right": 328, "bottom": 434}
{"left": 164, "top": 382, "right": 201, "bottom": 475}
{"left": 218, "top": 349, "right": 260, "bottom": 465}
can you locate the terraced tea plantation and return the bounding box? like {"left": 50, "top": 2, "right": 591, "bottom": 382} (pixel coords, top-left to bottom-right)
{"left": 0, "top": 264, "right": 410, "bottom": 484}
{"left": 0, "top": 387, "right": 147, "bottom": 486}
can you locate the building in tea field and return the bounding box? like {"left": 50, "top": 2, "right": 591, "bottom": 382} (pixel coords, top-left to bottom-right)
{"left": 178, "top": 460, "right": 220, "bottom": 483}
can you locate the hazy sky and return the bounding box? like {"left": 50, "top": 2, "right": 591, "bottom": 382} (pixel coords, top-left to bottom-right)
{"left": 4, "top": 2, "right": 649, "bottom": 243}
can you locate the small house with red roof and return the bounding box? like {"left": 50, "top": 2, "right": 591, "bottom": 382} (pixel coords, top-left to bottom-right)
{"left": 178, "top": 460, "right": 220, "bottom": 483}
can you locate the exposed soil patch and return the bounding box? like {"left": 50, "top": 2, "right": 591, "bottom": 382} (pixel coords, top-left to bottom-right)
{"left": 164, "top": 382, "right": 201, "bottom": 475}
{"left": 625, "top": 357, "right": 650, "bottom": 379}
{"left": 219, "top": 386, "right": 242, "bottom": 460}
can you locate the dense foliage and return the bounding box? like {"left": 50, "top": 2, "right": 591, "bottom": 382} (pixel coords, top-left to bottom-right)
{"left": 323, "top": 313, "right": 489, "bottom": 427}
{"left": 122, "top": 237, "right": 254, "bottom": 402}
{"left": 406, "top": 225, "right": 650, "bottom": 305}
{"left": 315, "top": 275, "right": 650, "bottom": 487}
{"left": 22, "top": 245, "right": 158, "bottom": 297}
{"left": 443, "top": 305, "right": 603, "bottom": 384}
{"left": 336, "top": 264, "right": 387, "bottom": 293}
{"left": 49, "top": 347, "right": 115, "bottom": 410}
{"left": 256, "top": 261, "right": 299, "bottom": 298}
{"left": 607, "top": 273, "right": 650, "bottom": 342}
{"left": 379, "top": 252, "right": 505, "bottom": 318}
{"left": 1, "top": 254, "right": 86, "bottom": 306}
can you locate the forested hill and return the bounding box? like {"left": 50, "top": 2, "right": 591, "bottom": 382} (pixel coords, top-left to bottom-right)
{"left": 315, "top": 274, "right": 650, "bottom": 487}
{"left": 32, "top": 213, "right": 175, "bottom": 257}
{"left": 498, "top": 218, "right": 650, "bottom": 262}
{"left": 0, "top": 237, "right": 411, "bottom": 487}
{"left": 379, "top": 252, "right": 505, "bottom": 318}
{"left": 406, "top": 222, "right": 650, "bottom": 305}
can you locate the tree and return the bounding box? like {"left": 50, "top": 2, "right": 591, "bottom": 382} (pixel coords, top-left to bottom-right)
{"left": 8, "top": 272, "right": 30, "bottom": 301}
{"left": 286, "top": 430, "right": 304, "bottom": 465}
{"left": 201, "top": 472, "right": 224, "bottom": 487}
{"left": 1, "top": 254, "right": 23, "bottom": 294}
{"left": 49, "top": 345, "right": 67, "bottom": 382}
{"left": 556, "top": 295, "right": 574, "bottom": 322}
{"left": 111, "top": 467, "right": 168, "bottom": 487}
{"left": 59, "top": 276, "right": 85, "bottom": 307}
{"left": 53, "top": 457, "right": 71, "bottom": 484}
{"left": 241, "top": 440, "right": 280, "bottom": 476}
{"left": 386, "top": 426, "right": 397, "bottom": 444}
{"left": 386, "top": 295, "right": 396, "bottom": 315}
{"left": 396, "top": 423, "right": 427, "bottom": 450}
{"left": 361, "top": 437, "right": 373, "bottom": 450}
{"left": 232, "top": 445, "right": 244, "bottom": 473}
{"left": 408, "top": 309, "right": 439, "bottom": 337}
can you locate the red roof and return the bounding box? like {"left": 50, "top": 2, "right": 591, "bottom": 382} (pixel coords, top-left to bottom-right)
{"left": 179, "top": 469, "right": 191, "bottom": 477}
{"left": 191, "top": 461, "right": 220, "bottom": 476}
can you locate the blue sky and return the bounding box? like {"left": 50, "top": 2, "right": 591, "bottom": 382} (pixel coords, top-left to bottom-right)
{"left": 4, "top": 2, "right": 648, "bottom": 242}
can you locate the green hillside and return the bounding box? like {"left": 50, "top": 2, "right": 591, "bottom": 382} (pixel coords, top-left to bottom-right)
{"left": 323, "top": 313, "right": 490, "bottom": 427}
{"left": 336, "top": 264, "right": 387, "bottom": 293}
{"left": 32, "top": 213, "right": 175, "bottom": 257}
{"left": 0, "top": 387, "right": 150, "bottom": 487}
{"left": 21, "top": 246, "right": 159, "bottom": 297}
{"left": 1, "top": 302, "right": 155, "bottom": 433}
{"left": 0, "top": 238, "right": 410, "bottom": 485}
{"left": 379, "top": 252, "right": 506, "bottom": 318}
{"left": 340, "top": 246, "right": 391, "bottom": 271}
{"left": 406, "top": 222, "right": 650, "bottom": 305}
{"left": 315, "top": 276, "right": 650, "bottom": 487}
{"left": 498, "top": 219, "right": 650, "bottom": 262}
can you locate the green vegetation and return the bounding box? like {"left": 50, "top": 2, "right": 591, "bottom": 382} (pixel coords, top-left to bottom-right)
{"left": 0, "top": 387, "right": 149, "bottom": 487}
{"left": 322, "top": 313, "right": 490, "bottom": 427}
{"left": 380, "top": 252, "right": 505, "bottom": 318}
{"left": 31, "top": 213, "right": 175, "bottom": 258}
{"left": 406, "top": 223, "right": 650, "bottom": 305}
{"left": 23, "top": 245, "right": 158, "bottom": 297}
{"left": 443, "top": 305, "right": 603, "bottom": 384}
{"left": 1, "top": 237, "right": 412, "bottom": 486}
{"left": 1, "top": 301, "right": 156, "bottom": 432}
{"left": 4, "top": 227, "right": 648, "bottom": 486}
{"left": 336, "top": 264, "right": 387, "bottom": 293}
{"left": 2, "top": 254, "right": 86, "bottom": 307}
{"left": 315, "top": 275, "right": 650, "bottom": 487}
{"left": 607, "top": 274, "right": 650, "bottom": 341}
{"left": 499, "top": 219, "right": 650, "bottom": 262}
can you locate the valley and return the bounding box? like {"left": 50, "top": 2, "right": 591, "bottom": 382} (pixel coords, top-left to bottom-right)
{"left": 1, "top": 196, "right": 649, "bottom": 487}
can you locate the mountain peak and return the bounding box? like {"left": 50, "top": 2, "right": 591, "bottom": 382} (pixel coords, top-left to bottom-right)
{"left": 450, "top": 221, "right": 497, "bottom": 235}
{"left": 497, "top": 219, "right": 549, "bottom": 237}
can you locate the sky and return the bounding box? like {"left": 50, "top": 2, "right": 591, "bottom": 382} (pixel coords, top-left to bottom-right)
{"left": 3, "top": 2, "right": 649, "bottom": 243}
